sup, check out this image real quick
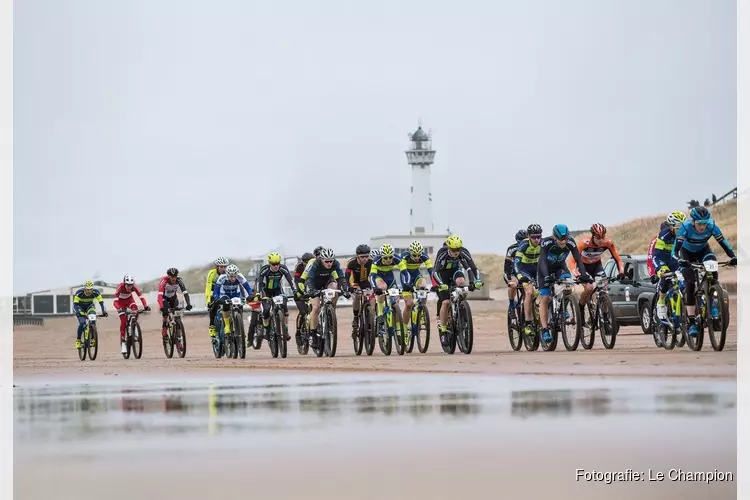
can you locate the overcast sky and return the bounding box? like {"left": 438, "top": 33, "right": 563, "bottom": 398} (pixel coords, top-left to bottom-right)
{"left": 14, "top": 0, "right": 736, "bottom": 294}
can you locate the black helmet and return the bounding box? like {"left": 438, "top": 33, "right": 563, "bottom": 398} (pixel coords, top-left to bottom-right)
{"left": 515, "top": 229, "right": 527, "bottom": 242}
{"left": 356, "top": 244, "right": 371, "bottom": 255}
{"left": 301, "top": 252, "right": 314, "bottom": 263}
{"left": 313, "top": 246, "right": 324, "bottom": 257}
{"left": 166, "top": 267, "right": 179, "bottom": 277}
{"left": 527, "top": 223, "right": 542, "bottom": 236}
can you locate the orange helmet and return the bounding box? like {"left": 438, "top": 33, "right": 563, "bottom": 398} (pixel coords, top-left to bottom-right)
{"left": 591, "top": 223, "right": 607, "bottom": 239}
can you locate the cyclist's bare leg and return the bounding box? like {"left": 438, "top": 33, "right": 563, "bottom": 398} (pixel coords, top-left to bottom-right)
{"left": 522, "top": 282, "right": 534, "bottom": 322}
{"left": 539, "top": 295, "right": 550, "bottom": 329}
{"left": 309, "top": 297, "right": 321, "bottom": 331}
{"left": 439, "top": 276, "right": 465, "bottom": 327}
{"left": 579, "top": 282, "right": 595, "bottom": 308}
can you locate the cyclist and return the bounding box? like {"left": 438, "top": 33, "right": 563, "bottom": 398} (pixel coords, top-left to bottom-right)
{"left": 400, "top": 240, "right": 436, "bottom": 337}
{"left": 301, "top": 247, "right": 350, "bottom": 349}
{"left": 114, "top": 274, "right": 151, "bottom": 351}
{"left": 346, "top": 244, "right": 375, "bottom": 338}
{"left": 513, "top": 224, "right": 543, "bottom": 334}
{"left": 671, "top": 206, "right": 737, "bottom": 337}
{"left": 538, "top": 224, "right": 591, "bottom": 344}
{"left": 205, "top": 257, "right": 228, "bottom": 338}
{"left": 652, "top": 211, "right": 687, "bottom": 321}
{"left": 369, "top": 244, "right": 410, "bottom": 331}
{"left": 211, "top": 264, "right": 254, "bottom": 335}
{"left": 647, "top": 220, "right": 671, "bottom": 278}
{"left": 253, "top": 252, "right": 299, "bottom": 343}
{"left": 157, "top": 268, "right": 193, "bottom": 339}
{"left": 432, "top": 235, "right": 483, "bottom": 347}
{"left": 292, "top": 252, "right": 316, "bottom": 343}
{"left": 568, "top": 223, "right": 625, "bottom": 317}
{"left": 504, "top": 228, "right": 528, "bottom": 320}
{"left": 72, "top": 280, "right": 108, "bottom": 349}
{"left": 370, "top": 247, "right": 381, "bottom": 260}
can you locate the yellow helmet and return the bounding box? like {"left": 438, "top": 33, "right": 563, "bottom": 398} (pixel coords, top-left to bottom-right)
{"left": 267, "top": 252, "right": 282, "bottom": 265}
{"left": 84, "top": 280, "right": 93, "bottom": 289}
{"left": 380, "top": 244, "right": 394, "bottom": 257}
{"left": 666, "top": 211, "right": 687, "bottom": 227}
{"left": 445, "top": 235, "right": 463, "bottom": 250}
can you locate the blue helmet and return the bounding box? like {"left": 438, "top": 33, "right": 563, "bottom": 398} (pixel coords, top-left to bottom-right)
{"left": 690, "top": 206, "right": 711, "bottom": 223}
{"left": 552, "top": 224, "right": 569, "bottom": 239}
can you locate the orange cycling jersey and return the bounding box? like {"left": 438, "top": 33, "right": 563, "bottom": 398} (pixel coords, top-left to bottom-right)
{"left": 567, "top": 236, "right": 625, "bottom": 275}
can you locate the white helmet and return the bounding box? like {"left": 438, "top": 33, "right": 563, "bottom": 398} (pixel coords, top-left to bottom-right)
{"left": 226, "top": 264, "right": 239, "bottom": 276}
{"left": 123, "top": 274, "right": 135, "bottom": 285}
{"left": 320, "top": 247, "right": 335, "bottom": 259}
{"left": 214, "top": 256, "right": 228, "bottom": 266}
{"left": 370, "top": 248, "right": 381, "bottom": 260}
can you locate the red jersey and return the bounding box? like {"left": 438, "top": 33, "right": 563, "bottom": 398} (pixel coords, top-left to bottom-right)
{"left": 157, "top": 276, "right": 188, "bottom": 308}
{"left": 647, "top": 236, "right": 657, "bottom": 277}
{"left": 115, "top": 282, "right": 148, "bottom": 307}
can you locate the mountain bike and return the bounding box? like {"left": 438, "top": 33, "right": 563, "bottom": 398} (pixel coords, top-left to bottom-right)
{"left": 310, "top": 288, "right": 342, "bottom": 358}
{"left": 296, "top": 296, "right": 311, "bottom": 355}
{"left": 212, "top": 297, "right": 247, "bottom": 359}
{"left": 440, "top": 284, "right": 474, "bottom": 355}
{"left": 351, "top": 288, "right": 375, "bottom": 356}
{"left": 407, "top": 287, "right": 431, "bottom": 354}
{"left": 684, "top": 260, "right": 733, "bottom": 352}
{"left": 653, "top": 269, "right": 687, "bottom": 350}
{"left": 77, "top": 311, "right": 101, "bottom": 361}
{"left": 163, "top": 305, "right": 187, "bottom": 358}
{"left": 542, "top": 277, "right": 579, "bottom": 352}
{"left": 264, "top": 293, "right": 294, "bottom": 359}
{"left": 373, "top": 286, "right": 405, "bottom": 356}
{"left": 121, "top": 308, "right": 144, "bottom": 359}
{"left": 579, "top": 274, "right": 617, "bottom": 350}
{"left": 508, "top": 279, "right": 541, "bottom": 352}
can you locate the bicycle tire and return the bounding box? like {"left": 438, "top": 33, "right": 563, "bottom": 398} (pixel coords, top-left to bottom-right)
{"left": 541, "top": 300, "right": 559, "bottom": 352}
{"left": 164, "top": 322, "right": 175, "bottom": 359}
{"left": 232, "top": 311, "right": 244, "bottom": 359}
{"left": 651, "top": 301, "right": 663, "bottom": 347}
{"left": 508, "top": 309, "right": 522, "bottom": 351}
{"left": 561, "top": 296, "right": 580, "bottom": 351}
{"left": 524, "top": 299, "right": 541, "bottom": 351}
{"left": 213, "top": 315, "right": 224, "bottom": 358}
{"left": 174, "top": 318, "right": 187, "bottom": 358}
{"left": 269, "top": 314, "right": 279, "bottom": 358}
{"left": 132, "top": 320, "right": 143, "bottom": 359}
{"left": 278, "top": 310, "right": 288, "bottom": 359}
{"left": 78, "top": 326, "right": 87, "bottom": 361}
{"left": 579, "top": 301, "right": 595, "bottom": 350}
{"left": 416, "top": 305, "right": 431, "bottom": 353}
{"left": 442, "top": 304, "right": 457, "bottom": 355}
{"left": 393, "top": 303, "right": 406, "bottom": 356}
{"left": 324, "top": 303, "right": 338, "bottom": 357}
{"left": 707, "top": 284, "right": 727, "bottom": 351}
{"left": 364, "top": 303, "right": 376, "bottom": 356}
{"left": 296, "top": 312, "right": 310, "bottom": 355}
{"left": 405, "top": 306, "right": 415, "bottom": 354}
{"left": 377, "top": 312, "right": 392, "bottom": 356}
{"left": 661, "top": 298, "right": 678, "bottom": 350}
{"left": 88, "top": 324, "right": 98, "bottom": 361}
{"left": 353, "top": 296, "right": 364, "bottom": 356}
{"left": 457, "top": 301, "right": 473, "bottom": 354}
{"left": 598, "top": 293, "right": 617, "bottom": 349}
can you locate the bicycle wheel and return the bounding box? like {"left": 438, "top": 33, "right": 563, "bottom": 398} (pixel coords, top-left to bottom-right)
{"left": 88, "top": 324, "right": 98, "bottom": 360}
{"left": 353, "top": 298, "right": 364, "bottom": 356}
{"left": 651, "top": 301, "right": 663, "bottom": 347}
{"left": 416, "top": 305, "right": 431, "bottom": 353}
{"left": 232, "top": 311, "right": 244, "bottom": 359}
{"left": 392, "top": 304, "right": 406, "bottom": 356}
{"left": 175, "top": 318, "right": 187, "bottom": 358}
{"left": 405, "top": 307, "right": 416, "bottom": 354}
{"left": 560, "top": 296, "right": 580, "bottom": 351}
{"left": 508, "top": 308, "right": 522, "bottom": 351}
{"left": 296, "top": 312, "right": 310, "bottom": 355}
{"left": 324, "top": 303, "right": 338, "bottom": 357}
{"left": 364, "top": 303, "right": 376, "bottom": 356}
{"left": 132, "top": 321, "right": 143, "bottom": 359}
{"left": 213, "top": 316, "right": 224, "bottom": 358}
{"left": 598, "top": 294, "right": 617, "bottom": 349}
{"left": 457, "top": 301, "right": 473, "bottom": 354}
{"left": 78, "top": 327, "right": 88, "bottom": 361}
{"left": 523, "top": 302, "right": 541, "bottom": 351}
{"left": 706, "top": 284, "right": 727, "bottom": 351}
{"left": 278, "top": 310, "right": 288, "bottom": 359}
{"left": 579, "top": 301, "right": 595, "bottom": 350}
{"left": 164, "top": 323, "right": 175, "bottom": 359}
{"left": 660, "top": 299, "right": 678, "bottom": 350}
{"left": 269, "top": 315, "right": 280, "bottom": 358}
{"left": 541, "top": 301, "right": 560, "bottom": 352}
{"left": 376, "top": 313, "right": 392, "bottom": 356}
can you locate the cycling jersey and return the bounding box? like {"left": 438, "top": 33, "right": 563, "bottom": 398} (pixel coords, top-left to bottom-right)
{"left": 212, "top": 273, "right": 253, "bottom": 300}
{"left": 647, "top": 221, "right": 669, "bottom": 276}
{"left": 672, "top": 219, "right": 736, "bottom": 259}
{"left": 400, "top": 251, "right": 435, "bottom": 282}
{"left": 345, "top": 256, "right": 374, "bottom": 286}
{"left": 157, "top": 276, "right": 189, "bottom": 309}
{"left": 293, "top": 260, "right": 313, "bottom": 288}
{"left": 538, "top": 237, "right": 586, "bottom": 279}
{"left": 114, "top": 282, "right": 148, "bottom": 308}
{"left": 369, "top": 254, "right": 410, "bottom": 288}
{"left": 567, "top": 236, "right": 624, "bottom": 277}
{"left": 432, "top": 246, "right": 480, "bottom": 286}
{"left": 513, "top": 239, "right": 541, "bottom": 267}
{"left": 503, "top": 242, "right": 519, "bottom": 281}
{"left": 73, "top": 288, "right": 106, "bottom": 314}
{"left": 255, "top": 264, "right": 295, "bottom": 295}
{"left": 302, "top": 259, "right": 345, "bottom": 292}
{"left": 205, "top": 268, "right": 223, "bottom": 304}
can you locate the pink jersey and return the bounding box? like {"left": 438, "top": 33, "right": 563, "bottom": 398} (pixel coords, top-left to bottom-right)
{"left": 647, "top": 236, "right": 657, "bottom": 277}
{"left": 115, "top": 282, "right": 148, "bottom": 306}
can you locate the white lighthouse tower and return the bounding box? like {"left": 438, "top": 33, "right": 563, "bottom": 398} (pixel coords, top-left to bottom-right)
{"left": 406, "top": 126, "right": 436, "bottom": 235}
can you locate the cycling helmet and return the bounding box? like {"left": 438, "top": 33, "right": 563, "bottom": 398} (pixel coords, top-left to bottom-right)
{"left": 445, "top": 235, "right": 463, "bottom": 250}
{"left": 690, "top": 206, "right": 711, "bottom": 223}
{"left": 226, "top": 264, "right": 239, "bottom": 276}
{"left": 313, "top": 246, "right": 324, "bottom": 257}
{"left": 370, "top": 248, "right": 381, "bottom": 260}
{"left": 84, "top": 280, "right": 94, "bottom": 289}
{"left": 591, "top": 223, "right": 606, "bottom": 239}
{"left": 515, "top": 229, "right": 527, "bottom": 243}
{"left": 166, "top": 267, "right": 179, "bottom": 277}
{"left": 214, "top": 256, "right": 228, "bottom": 266}
{"left": 380, "top": 244, "right": 394, "bottom": 257}
{"left": 666, "top": 211, "right": 687, "bottom": 228}
{"left": 123, "top": 274, "right": 135, "bottom": 285}
{"left": 320, "top": 247, "right": 335, "bottom": 259}
{"left": 356, "top": 244, "right": 371, "bottom": 255}
{"left": 527, "top": 224, "right": 542, "bottom": 236}
{"left": 552, "top": 224, "right": 569, "bottom": 239}
{"left": 267, "top": 252, "right": 282, "bottom": 265}
{"left": 409, "top": 240, "right": 424, "bottom": 255}
{"left": 301, "top": 252, "right": 314, "bottom": 263}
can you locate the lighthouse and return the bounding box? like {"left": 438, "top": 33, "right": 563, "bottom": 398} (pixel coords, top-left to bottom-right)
{"left": 406, "top": 126, "right": 436, "bottom": 235}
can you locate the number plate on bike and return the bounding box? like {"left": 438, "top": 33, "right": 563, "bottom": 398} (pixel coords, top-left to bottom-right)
{"left": 231, "top": 297, "right": 242, "bottom": 305}
{"left": 324, "top": 289, "right": 337, "bottom": 300}
{"left": 388, "top": 288, "right": 400, "bottom": 297}
{"left": 416, "top": 289, "right": 428, "bottom": 299}
{"left": 87, "top": 313, "right": 97, "bottom": 322}
{"left": 703, "top": 261, "right": 719, "bottom": 272}
{"left": 273, "top": 295, "right": 284, "bottom": 305}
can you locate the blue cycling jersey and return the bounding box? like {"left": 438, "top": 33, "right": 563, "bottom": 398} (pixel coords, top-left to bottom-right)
{"left": 672, "top": 219, "right": 735, "bottom": 258}
{"left": 652, "top": 226, "right": 679, "bottom": 270}
{"left": 212, "top": 273, "right": 253, "bottom": 300}
{"left": 538, "top": 237, "right": 587, "bottom": 278}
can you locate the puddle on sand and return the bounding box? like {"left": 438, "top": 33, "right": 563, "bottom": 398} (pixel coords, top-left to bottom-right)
{"left": 14, "top": 372, "right": 736, "bottom": 460}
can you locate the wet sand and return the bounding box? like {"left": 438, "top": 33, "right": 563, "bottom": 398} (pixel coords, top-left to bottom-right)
{"left": 13, "top": 299, "right": 737, "bottom": 379}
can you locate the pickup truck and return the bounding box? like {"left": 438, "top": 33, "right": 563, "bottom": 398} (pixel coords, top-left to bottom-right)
{"left": 602, "top": 254, "right": 658, "bottom": 335}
